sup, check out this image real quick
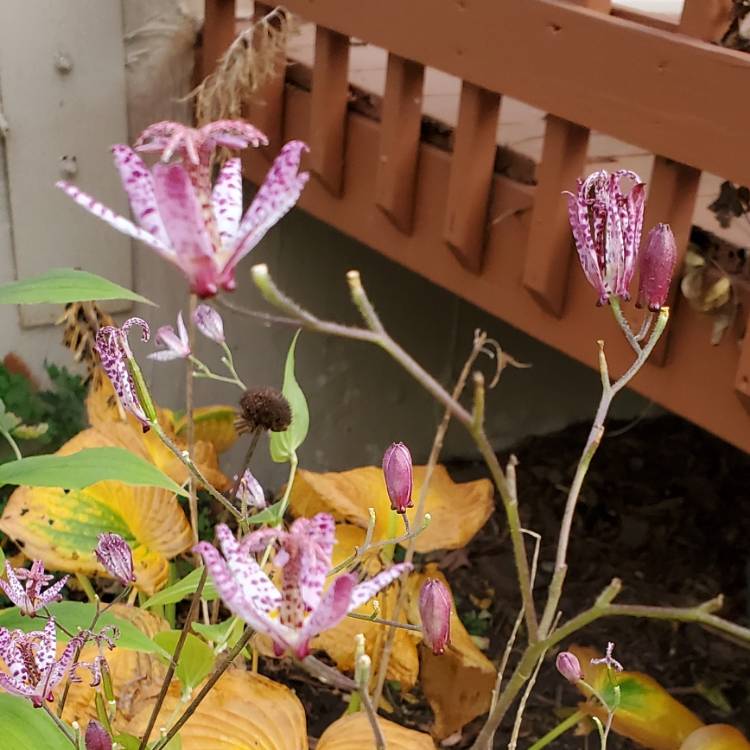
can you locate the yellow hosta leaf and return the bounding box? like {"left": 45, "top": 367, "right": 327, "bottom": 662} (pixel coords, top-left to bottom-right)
{"left": 129, "top": 669, "right": 308, "bottom": 750}
{"left": 59, "top": 605, "right": 171, "bottom": 732}
{"left": 317, "top": 713, "right": 434, "bottom": 750}
{"left": 0, "top": 431, "right": 192, "bottom": 594}
{"left": 407, "top": 564, "right": 496, "bottom": 740}
{"left": 680, "top": 725, "right": 750, "bottom": 750}
{"left": 312, "top": 525, "right": 420, "bottom": 689}
{"left": 571, "top": 645, "right": 704, "bottom": 750}
{"left": 174, "top": 405, "right": 239, "bottom": 455}
{"left": 290, "top": 465, "right": 493, "bottom": 552}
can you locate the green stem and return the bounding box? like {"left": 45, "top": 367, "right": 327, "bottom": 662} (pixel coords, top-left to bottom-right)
{"left": 528, "top": 709, "right": 587, "bottom": 750}
{"left": 0, "top": 424, "right": 22, "bottom": 460}
{"left": 75, "top": 573, "right": 97, "bottom": 604}
{"left": 259, "top": 454, "right": 298, "bottom": 568}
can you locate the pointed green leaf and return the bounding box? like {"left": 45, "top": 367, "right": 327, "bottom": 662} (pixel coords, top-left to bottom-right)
{"left": 0, "top": 447, "right": 187, "bottom": 496}
{"left": 142, "top": 566, "right": 218, "bottom": 609}
{"left": 0, "top": 269, "right": 154, "bottom": 305}
{"left": 0, "top": 601, "right": 168, "bottom": 656}
{"left": 154, "top": 630, "right": 216, "bottom": 692}
{"left": 0, "top": 694, "right": 72, "bottom": 750}
{"left": 270, "top": 331, "right": 309, "bottom": 463}
{"left": 244, "top": 498, "right": 285, "bottom": 526}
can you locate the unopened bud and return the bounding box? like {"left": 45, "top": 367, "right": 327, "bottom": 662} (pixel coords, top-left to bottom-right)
{"left": 94, "top": 533, "right": 135, "bottom": 587}
{"left": 85, "top": 720, "right": 113, "bottom": 750}
{"left": 382, "top": 442, "right": 413, "bottom": 514}
{"left": 193, "top": 304, "right": 226, "bottom": 344}
{"left": 419, "top": 578, "right": 451, "bottom": 655}
{"left": 556, "top": 651, "right": 583, "bottom": 683}
{"left": 637, "top": 223, "right": 677, "bottom": 312}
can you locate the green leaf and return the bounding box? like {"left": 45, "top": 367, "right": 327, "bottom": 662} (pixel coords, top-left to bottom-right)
{"left": 244, "top": 498, "right": 284, "bottom": 526}
{"left": 269, "top": 331, "right": 309, "bottom": 463}
{"left": 0, "top": 545, "right": 5, "bottom": 571}
{"left": 0, "top": 693, "right": 73, "bottom": 750}
{"left": 192, "top": 616, "right": 241, "bottom": 646}
{"left": 0, "top": 447, "right": 187, "bottom": 496}
{"left": 0, "top": 601, "right": 168, "bottom": 656}
{"left": 154, "top": 630, "right": 215, "bottom": 692}
{"left": 114, "top": 735, "right": 141, "bottom": 750}
{"left": 143, "top": 566, "right": 217, "bottom": 609}
{"left": 0, "top": 269, "right": 154, "bottom": 306}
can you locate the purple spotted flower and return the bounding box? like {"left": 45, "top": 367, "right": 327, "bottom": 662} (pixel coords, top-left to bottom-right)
{"left": 566, "top": 169, "right": 646, "bottom": 305}
{"left": 0, "top": 561, "right": 68, "bottom": 617}
{"left": 0, "top": 618, "right": 102, "bottom": 707}
{"left": 193, "top": 304, "right": 225, "bottom": 344}
{"left": 94, "top": 318, "right": 155, "bottom": 431}
{"left": 148, "top": 312, "right": 190, "bottom": 361}
{"left": 94, "top": 533, "right": 135, "bottom": 587}
{"left": 56, "top": 120, "right": 309, "bottom": 298}
{"left": 195, "top": 514, "right": 411, "bottom": 658}
{"left": 591, "top": 641, "right": 624, "bottom": 672}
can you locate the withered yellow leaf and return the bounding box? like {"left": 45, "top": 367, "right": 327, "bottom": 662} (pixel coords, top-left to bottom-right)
{"left": 317, "top": 712, "right": 434, "bottom": 750}
{"left": 130, "top": 669, "right": 308, "bottom": 750}
{"left": 59, "top": 605, "right": 172, "bottom": 732}
{"left": 174, "top": 405, "right": 239, "bottom": 455}
{"left": 680, "top": 725, "right": 750, "bottom": 750}
{"left": 407, "top": 564, "right": 496, "bottom": 740}
{"left": 290, "top": 466, "right": 493, "bottom": 552}
{"left": 312, "top": 524, "right": 420, "bottom": 689}
{"left": 571, "top": 645, "right": 704, "bottom": 750}
{"left": 0, "top": 429, "right": 192, "bottom": 594}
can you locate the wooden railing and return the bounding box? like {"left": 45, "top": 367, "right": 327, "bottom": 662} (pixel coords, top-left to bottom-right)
{"left": 203, "top": 0, "right": 750, "bottom": 453}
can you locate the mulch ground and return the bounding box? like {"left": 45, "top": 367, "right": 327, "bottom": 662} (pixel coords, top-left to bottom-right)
{"left": 281, "top": 413, "right": 750, "bottom": 747}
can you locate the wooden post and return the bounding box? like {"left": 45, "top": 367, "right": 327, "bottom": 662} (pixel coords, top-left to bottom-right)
{"left": 309, "top": 27, "right": 350, "bottom": 196}
{"left": 376, "top": 55, "right": 424, "bottom": 233}
{"left": 202, "top": 0, "right": 236, "bottom": 79}
{"left": 679, "top": 0, "right": 734, "bottom": 42}
{"left": 443, "top": 82, "right": 501, "bottom": 273}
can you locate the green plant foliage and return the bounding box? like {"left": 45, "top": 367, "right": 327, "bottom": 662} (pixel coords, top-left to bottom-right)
{"left": 153, "top": 630, "right": 216, "bottom": 693}
{"left": 0, "top": 268, "right": 153, "bottom": 306}
{"left": 0, "top": 601, "right": 168, "bottom": 656}
{"left": 143, "top": 566, "right": 218, "bottom": 609}
{"left": 270, "top": 331, "right": 309, "bottom": 463}
{"left": 0, "top": 447, "right": 188, "bottom": 496}
{"left": 0, "top": 693, "right": 73, "bottom": 750}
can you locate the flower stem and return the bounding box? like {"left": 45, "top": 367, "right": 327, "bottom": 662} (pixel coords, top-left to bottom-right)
{"left": 186, "top": 293, "right": 199, "bottom": 553}
{"left": 0, "top": 424, "right": 22, "bottom": 460}
{"left": 527, "top": 709, "right": 587, "bottom": 750}
{"left": 43, "top": 705, "right": 77, "bottom": 746}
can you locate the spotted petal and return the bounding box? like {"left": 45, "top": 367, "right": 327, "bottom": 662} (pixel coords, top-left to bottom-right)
{"left": 297, "top": 573, "right": 356, "bottom": 651}
{"left": 348, "top": 562, "right": 412, "bottom": 611}
{"left": 212, "top": 157, "right": 243, "bottom": 247}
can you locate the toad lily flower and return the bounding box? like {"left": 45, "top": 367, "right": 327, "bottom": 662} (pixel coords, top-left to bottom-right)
{"left": 196, "top": 514, "right": 412, "bottom": 658}
{"left": 0, "top": 561, "right": 68, "bottom": 617}
{"left": 148, "top": 312, "right": 191, "bottom": 361}
{"left": 0, "top": 618, "right": 99, "bottom": 707}
{"left": 566, "top": 169, "right": 646, "bottom": 305}
{"left": 95, "top": 317, "right": 157, "bottom": 431}
{"left": 56, "top": 119, "right": 309, "bottom": 297}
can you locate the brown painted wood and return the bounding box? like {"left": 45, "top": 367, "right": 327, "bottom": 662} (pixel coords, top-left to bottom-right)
{"left": 566, "top": 0, "right": 610, "bottom": 11}
{"left": 202, "top": 0, "right": 237, "bottom": 78}
{"left": 444, "top": 82, "right": 501, "bottom": 273}
{"left": 376, "top": 55, "right": 424, "bottom": 233}
{"left": 309, "top": 26, "right": 350, "bottom": 196}
{"left": 280, "top": 0, "right": 750, "bottom": 187}
{"left": 242, "top": 85, "right": 749, "bottom": 453}
{"left": 523, "top": 115, "right": 590, "bottom": 317}
{"left": 244, "top": 3, "right": 286, "bottom": 154}
{"left": 679, "top": 0, "right": 734, "bottom": 42}
{"left": 641, "top": 157, "right": 701, "bottom": 366}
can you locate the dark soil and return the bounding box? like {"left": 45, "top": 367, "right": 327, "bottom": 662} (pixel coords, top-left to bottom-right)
{"left": 281, "top": 413, "right": 750, "bottom": 748}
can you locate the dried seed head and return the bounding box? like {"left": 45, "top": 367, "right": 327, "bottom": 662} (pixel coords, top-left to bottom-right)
{"left": 238, "top": 387, "right": 292, "bottom": 433}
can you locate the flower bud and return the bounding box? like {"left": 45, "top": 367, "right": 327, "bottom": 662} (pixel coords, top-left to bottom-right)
{"left": 637, "top": 223, "right": 677, "bottom": 311}
{"left": 85, "top": 721, "right": 112, "bottom": 750}
{"left": 382, "top": 442, "right": 413, "bottom": 514}
{"left": 94, "top": 533, "right": 135, "bottom": 586}
{"left": 194, "top": 304, "right": 225, "bottom": 344}
{"left": 235, "top": 469, "right": 266, "bottom": 510}
{"left": 556, "top": 651, "right": 583, "bottom": 683}
{"left": 419, "top": 578, "right": 451, "bottom": 655}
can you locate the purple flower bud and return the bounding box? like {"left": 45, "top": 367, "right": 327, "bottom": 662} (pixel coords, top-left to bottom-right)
{"left": 556, "top": 651, "right": 583, "bottom": 683}
{"left": 419, "top": 578, "right": 451, "bottom": 655}
{"left": 85, "top": 721, "right": 113, "bottom": 750}
{"left": 94, "top": 533, "right": 135, "bottom": 586}
{"left": 382, "top": 442, "right": 413, "bottom": 514}
{"left": 193, "top": 304, "right": 226, "bottom": 344}
{"left": 637, "top": 223, "right": 677, "bottom": 312}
